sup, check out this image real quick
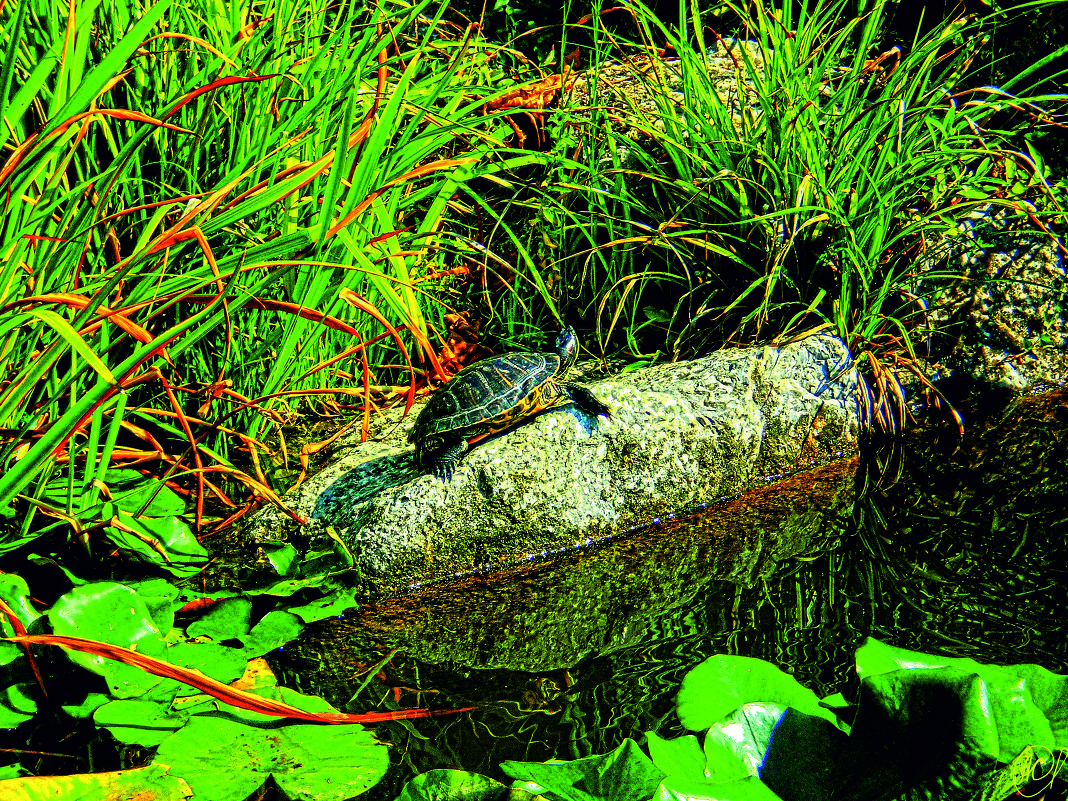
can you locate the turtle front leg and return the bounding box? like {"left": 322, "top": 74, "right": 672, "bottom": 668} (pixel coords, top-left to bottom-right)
{"left": 564, "top": 383, "right": 610, "bottom": 418}
{"left": 427, "top": 437, "right": 469, "bottom": 481}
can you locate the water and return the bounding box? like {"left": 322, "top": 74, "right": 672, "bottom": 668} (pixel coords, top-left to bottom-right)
{"left": 271, "top": 389, "right": 1068, "bottom": 796}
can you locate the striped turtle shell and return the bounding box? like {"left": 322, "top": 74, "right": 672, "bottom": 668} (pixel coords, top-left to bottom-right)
{"left": 409, "top": 327, "right": 579, "bottom": 456}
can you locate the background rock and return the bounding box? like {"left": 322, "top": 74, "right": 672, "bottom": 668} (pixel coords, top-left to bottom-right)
{"left": 917, "top": 202, "right": 1068, "bottom": 394}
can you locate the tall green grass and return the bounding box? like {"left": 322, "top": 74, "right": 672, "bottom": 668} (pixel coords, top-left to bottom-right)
{"left": 2, "top": 0, "right": 1066, "bottom": 550}
{"left": 532, "top": 0, "right": 1067, "bottom": 421}
{"left": 0, "top": 0, "right": 555, "bottom": 546}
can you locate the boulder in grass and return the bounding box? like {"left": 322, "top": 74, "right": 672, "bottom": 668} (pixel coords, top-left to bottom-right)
{"left": 248, "top": 333, "right": 861, "bottom": 600}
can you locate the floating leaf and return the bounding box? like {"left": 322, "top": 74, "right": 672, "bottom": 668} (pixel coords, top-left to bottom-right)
{"left": 61, "top": 692, "right": 110, "bottom": 720}
{"left": 646, "top": 732, "right": 706, "bottom": 781}
{"left": 856, "top": 638, "right": 1068, "bottom": 762}
{"left": 181, "top": 598, "right": 302, "bottom": 659}
{"left": 11, "top": 634, "right": 452, "bottom": 724}
{"left": 284, "top": 586, "right": 360, "bottom": 624}
{"left": 94, "top": 699, "right": 189, "bottom": 746}
{"left": 47, "top": 582, "right": 167, "bottom": 698}
{"left": 658, "top": 775, "right": 782, "bottom": 801}
{"left": 123, "top": 578, "right": 181, "bottom": 633}
{"left": 262, "top": 543, "right": 300, "bottom": 577}
{"left": 104, "top": 510, "right": 208, "bottom": 577}
{"left": 503, "top": 738, "right": 664, "bottom": 801}
{"left": 703, "top": 704, "right": 786, "bottom": 782}
{"left": 677, "top": 655, "right": 839, "bottom": 732}
{"left": 38, "top": 469, "right": 186, "bottom": 520}
{"left": 153, "top": 691, "right": 389, "bottom": 801}
{"left": 0, "top": 683, "right": 37, "bottom": 727}
{"left": 0, "top": 574, "right": 41, "bottom": 666}
{"left": 186, "top": 597, "right": 253, "bottom": 642}
{"left": 242, "top": 611, "right": 303, "bottom": 659}
{"left": 0, "top": 763, "right": 191, "bottom": 800}
{"left": 0, "top": 764, "right": 26, "bottom": 781}
{"left": 395, "top": 769, "right": 513, "bottom": 801}
{"left": 164, "top": 641, "right": 247, "bottom": 685}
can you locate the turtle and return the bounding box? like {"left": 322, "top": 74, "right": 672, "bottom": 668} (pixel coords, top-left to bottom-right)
{"left": 408, "top": 326, "right": 610, "bottom": 480}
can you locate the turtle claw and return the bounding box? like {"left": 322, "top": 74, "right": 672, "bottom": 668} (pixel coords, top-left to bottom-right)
{"left": 565, "top": 383, "right": 610, "bottom": 418}
{"left": 426, "top": 440, "right": 466, "bottom": 482}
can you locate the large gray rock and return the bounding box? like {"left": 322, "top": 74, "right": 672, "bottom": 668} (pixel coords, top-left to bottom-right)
{"left": 248, "top": 333, "right": 860, "bottom": 598}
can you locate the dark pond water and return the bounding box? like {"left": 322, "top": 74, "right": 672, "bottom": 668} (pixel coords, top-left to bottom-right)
{"left": 272, "top": 389, "right": 1068, "bottom": 798}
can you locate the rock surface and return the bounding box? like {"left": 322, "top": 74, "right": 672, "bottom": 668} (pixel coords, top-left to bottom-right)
{"left": 248, "top": 333, "right": 860, "bottom": 598}
{"left": 917, "top": 202, "right": 1068, "bottom": 394}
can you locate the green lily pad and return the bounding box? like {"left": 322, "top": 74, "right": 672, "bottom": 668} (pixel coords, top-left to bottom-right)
{"left": 101, "top": 469, "right": 187, "bottom": 517}
{"left": 153, "top": 690, "right": 388, "bottom": 801}
{"left": 104, "top": 510, "right": 208, "bottom": 578}
{"left": 186, "top": 597, "right": 253, "bottom": 642}
{"left": 677, "top": 655, "right": 839, "bottom": 732}
{"left": 503, "top": 738, "right": 664, "bottom": 801}
{"left": 0, "top": 573, "right": 41, "bottom": 666}
{"left": 658, "top": 775, "right": 783, "bottom": 801}
{"left": 0, "top": 762, "right": 191, "bottom": 799}
{"left": 856, "top": 639, "right": 1068, "bottom": 761}
{"left": 61, "top": 692, "right": 110, "bottom": 720}
{"left": 243, "top": 611, "right": 303, "bottom": 659}
{"left": 395, "top": 769, "right": 513, "bottom": 801}
{"left": 47, "top": 582, "right": 167, "bottom": 698}
{"left": 262, "top": 543, "right": 300, "bottom": 577}
{"left": 94, "top": 699, "right": 189, "bottom": 746}
{"left": 0, "top": 683, "right": 37, "bottom": 727}
{"left": 284, "top": 586, "right": 360, "bottom": 624}
{"left": 646, "top": 732, "right": 706, "bottom": 781}
{"left": 184, "top": 599, "right": 303, "bottom": 660}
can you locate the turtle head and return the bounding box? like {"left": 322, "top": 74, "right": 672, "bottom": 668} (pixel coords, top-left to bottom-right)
{"left": 554, "top": 326, "right": 579, "bottom": 371}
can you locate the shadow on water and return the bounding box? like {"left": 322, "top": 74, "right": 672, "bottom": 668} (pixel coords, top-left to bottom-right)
{"left": 272, "top": 390, "right": 1068, "bottom": 796}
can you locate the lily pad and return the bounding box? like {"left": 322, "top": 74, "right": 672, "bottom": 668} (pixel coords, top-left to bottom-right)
{"left": 503, "top": 738, "right": 664, "bottom": 801}
{"left": 47, "top": 582, "right": 167, "bottom": 698}
{"left": 153, "top": 690, "right": 388, "bottom": 801}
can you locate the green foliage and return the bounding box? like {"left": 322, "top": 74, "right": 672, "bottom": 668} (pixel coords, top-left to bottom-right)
{"left": 48, "top": 582, "right": 172, "bottom": 697}
{"left": 505, "top": 739, "right": 666, "bottom": 800}
{"left": 0, "top": 683, "right": 37, "bottom": 729}
{"left": 855, "top": 638, "right": 1068, "bottom": 764}
{"left": 1, "top": 0, "right": 1062, "bottom": 534}
{"left": 0, "top": 574, "right": 42, "bottom": 666}
{"left": 103, "top": 511, "right": 209, "bottom": 577}
{"left": 675, "top": 654, "right": 838, "bottom": 731}
{"left": 153, "top": 700, "right": 389, "bottom": 801}
{"left": 395, "top": 769, "right": 527, "bottom": 801}
{"left": 2, "top": 0, "right": 1066, "bottom": 796}
{"left": 0, "top": 0, "right": 547, "bottom": 549}
{"left": 0, "top": 763, "right": 191, "bottom": 799}
{"left": 394, "top": 639, "right": 1068, "bottom": 801}
{"left": 539, "top": 0, "right": 1067, "bottom": 379}
{"left": 0, "top": 550, "right": 387, "bottom": 798}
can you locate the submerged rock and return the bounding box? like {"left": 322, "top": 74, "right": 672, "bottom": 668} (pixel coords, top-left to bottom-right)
{"left": 249, "top": 333, "right": 860, "bottom": 601}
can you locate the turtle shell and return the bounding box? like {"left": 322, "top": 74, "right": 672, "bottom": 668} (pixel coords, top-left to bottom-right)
{"left": 409, "top": 350, "right": 565, "bottom": 448}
